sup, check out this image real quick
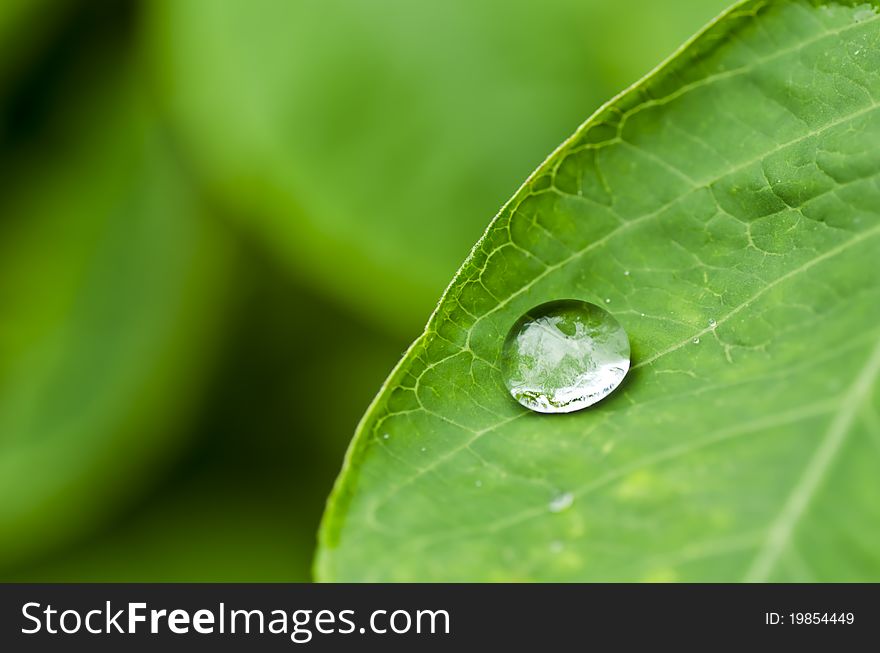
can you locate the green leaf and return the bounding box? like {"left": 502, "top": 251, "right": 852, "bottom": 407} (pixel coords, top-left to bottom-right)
{"left": 145, "top": 0, "right": 728, "bottom": 333}
{"left": 316, "top": 0, "right": 880, "bottom": 581}
{"left": 5, "top": 473, "right": 317, "bottom": 582}
{"left": 0, "top": 68, "right": 232, "bottom": 571}
{"left": 0, "top": 0, "right": 65, "bottom": 85}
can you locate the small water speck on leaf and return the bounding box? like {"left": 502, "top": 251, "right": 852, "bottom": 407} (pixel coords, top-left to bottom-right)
{"left": 548, "top": 492, "right": 574, "bottom": 513}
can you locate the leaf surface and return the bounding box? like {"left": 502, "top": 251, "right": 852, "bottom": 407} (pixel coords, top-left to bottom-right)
{"left": 317, "top": 0, "right": 880, "bottom": 582}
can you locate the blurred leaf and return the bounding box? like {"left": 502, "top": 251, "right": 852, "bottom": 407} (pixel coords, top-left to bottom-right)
{"left": 5, "top": 471, "right": 316, "bottom": 582}
{"left": 0, "top": 0, "right": 68, "bottom": 85}
{"left": 146, "top": 0, "right": 728, "bottom": 333}
{"left": 317, "top": 0, "right": 880, "bottom": 581}
{"left": 0, "top": 63, "right": 232, "bottom": 571}
{"left": 7, "top": 259, "right": 406, "bottom": 581}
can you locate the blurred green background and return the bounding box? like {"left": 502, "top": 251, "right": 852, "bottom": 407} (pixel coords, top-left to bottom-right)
{"left": 0, "top": 0, "right": 729, "bottom": 581}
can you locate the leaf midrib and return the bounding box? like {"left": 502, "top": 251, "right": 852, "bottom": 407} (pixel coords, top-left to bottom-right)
{"left": 744, "top": 336, "right": 880, "bottom": 581}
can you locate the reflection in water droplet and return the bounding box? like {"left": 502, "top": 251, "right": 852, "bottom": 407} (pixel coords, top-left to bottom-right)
{"left": 708, "top": 318, "right": 716, "bottom": 328}
{"left": 382, "top": 434, "right": 390, "bottom": 440}
{"left": 500, "top": 300, "right": 630, "bottom": 413}
{"left": 693, "top": 337, "right": 700, "bottom": 344}
{"left": 548, "top": 492, "right": 574, "bottom": 513}
{"left": 604, "top": 298, "right": 611, "bottom": 303}
{"left": 624, "top": 270, "right": 630, "bottom": 276}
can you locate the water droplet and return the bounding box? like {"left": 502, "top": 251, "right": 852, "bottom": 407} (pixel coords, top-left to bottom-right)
{"left": 420, "top": 447, "right": 427, "bottom": 452}
{"left": 692, "top": 337, "right": 700, "bottom": 344}
{"left": 640, "top": 313, "right": 646, "bottom": 317}
{"left": 623, "top": 270, "right": 630, "bottom": 276}
{"left": 548, "top": 492, "right": 574, "bottom": 513}
{"left": 604, "top": 298, "right": 611, "bottom": 303}
{"left": 382, "top": 433, "right": 390, "bottom": 440}
{"left": 708, "top": 318, "right": 716, "bottom": 328}
{"left": 475, "top": 480, "right": 483, "bottom": 488}
{"left": 500, "top": 300, "right": 630, "bottom": 414}
{"left": 549, "top": 540, "right": 564, "bottom": 554}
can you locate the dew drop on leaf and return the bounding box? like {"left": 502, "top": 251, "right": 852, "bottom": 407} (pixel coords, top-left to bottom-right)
{"left": 500, "top": 300, "right": 630, "bottom": 414}
{"left": 548, "top": 492, "right": 574, "bottom": 513}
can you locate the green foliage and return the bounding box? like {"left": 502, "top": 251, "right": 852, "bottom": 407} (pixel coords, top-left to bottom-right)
{"left": 0, "top": 0, "right": 64, "bottom": 84}
{"left": 0, "top": 66, "right": 231, "bottom": 568}
{"left": 147, "top": 0, "right": 729, "bottom": 333}
{"left": 317, "top": 0, "right": 880, "bottom": 581}
{"left": 0, "top": 0, "right": 401, "bottom": 580}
